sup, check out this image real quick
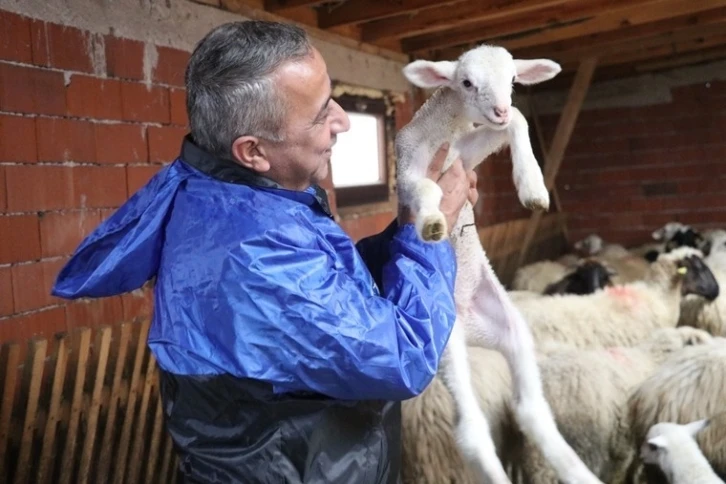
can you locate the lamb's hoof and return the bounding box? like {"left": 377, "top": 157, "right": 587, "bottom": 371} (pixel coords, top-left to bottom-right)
{"left": 421, "top": 215, "right": 447, "bottom": 242}
{"left": 523, "top": 196, "right": 550, "bottom": 212}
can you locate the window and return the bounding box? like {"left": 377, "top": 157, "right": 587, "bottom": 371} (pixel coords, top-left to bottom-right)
{"left": 330, "top": 91, "right": 394, "bottom": 208}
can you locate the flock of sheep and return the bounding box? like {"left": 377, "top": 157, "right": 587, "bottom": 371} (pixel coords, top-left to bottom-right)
{"left": 400, "top": 223, "right": 726, "bottom": 484}
{"left": 394, "top": 41, "right": 724, "bottom": 484}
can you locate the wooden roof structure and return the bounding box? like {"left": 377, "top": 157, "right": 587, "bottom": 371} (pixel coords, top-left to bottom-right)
{"left": 214, "top": 0, "right": 726, "bottom": 89}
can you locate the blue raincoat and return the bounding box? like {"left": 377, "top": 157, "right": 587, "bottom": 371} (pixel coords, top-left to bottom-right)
{"left": 52, "top": 136, "right": 459, "bottom": 483}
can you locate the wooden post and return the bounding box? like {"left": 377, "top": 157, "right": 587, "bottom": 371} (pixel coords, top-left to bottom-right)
{"left": 517, "top": 57, "right": 597, "bottom": 267}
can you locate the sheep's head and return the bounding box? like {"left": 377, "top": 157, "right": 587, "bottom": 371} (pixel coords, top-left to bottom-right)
{"left": 543, "top": 258, "right": 615, "bottom": 296}
{"left": 640, "top": 419, "right": 710, "bottom": 468}
{"left": 402, "top": 45, "right": 561, "bottom": 130}
{"left": 654, "top": 248, "right": 719, "bottom": 301}
{"left": 573, "top": 233, "right": 603, "bottom": 256}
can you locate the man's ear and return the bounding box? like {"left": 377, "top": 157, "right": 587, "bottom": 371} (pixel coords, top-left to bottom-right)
{"left": 231, "top": 136, "right": 271, "bottom": 173}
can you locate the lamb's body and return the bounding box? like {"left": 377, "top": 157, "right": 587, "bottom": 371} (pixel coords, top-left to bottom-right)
{"left": 395, "top": 44, "right": 602, "bottom": 484}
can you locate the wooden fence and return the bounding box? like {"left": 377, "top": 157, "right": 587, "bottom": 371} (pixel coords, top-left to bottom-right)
{"left": 0, "top": 318, "right": 179, "bottom": 484}
{"left": 479, "top": 213, "right": 568, "bottom": 286}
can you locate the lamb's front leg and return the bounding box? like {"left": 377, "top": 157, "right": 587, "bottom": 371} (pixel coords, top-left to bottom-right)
{"left": 439, "top": 322, "right": 512, "bottom": 484}
{"left": 466, "top": 261, "right": 603, "bottom": 484}
{"left": 507, "top": 108, "right": 549, "bottom": 211}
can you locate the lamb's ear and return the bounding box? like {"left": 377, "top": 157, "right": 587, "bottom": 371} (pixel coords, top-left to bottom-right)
{"left": 402, "top": 60, "right": 458, "bottom": 88}
{"left": 514, "top": 59, "right": 562, "bottom": 85}
{"left": 647, "top": 435, "right": 668, "bottom": 450}
{"left": 683, "top": 419, "right": 710, "bottom": 437}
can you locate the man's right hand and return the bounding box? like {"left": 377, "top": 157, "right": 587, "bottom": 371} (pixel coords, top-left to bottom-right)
{"left": 426, "top": 143, "right": 478, "bottom": 234}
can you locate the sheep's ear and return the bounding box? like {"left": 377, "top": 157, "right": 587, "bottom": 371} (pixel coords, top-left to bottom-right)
{"left": 402, "top": 60, "right": 458, "bottom": 88}
{"left": 684, "top": 419, "right": 710, "bottom": 437}
{"left": 647, "top": 435, "right": 668, "bottom": 450}
{"left": 513, "top": 59, "right": 562, "bottom": 85}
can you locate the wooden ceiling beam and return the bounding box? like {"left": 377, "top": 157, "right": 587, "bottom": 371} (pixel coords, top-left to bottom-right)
{"left": 264, "top": 0, "right": 329, "bottom": 11}
{"left": 595, "top": 32, "right": 726, "bottom": 69}
{"left": 318, "top": 0, "right": 462, "bottom": 29}
{"left": 401, "top": 0, "right": 660, "bottom": 53}
{"left": 500, "top": 0, "right": 726, "bottom": 51}
{"left": 635, "top": 47, "right": 726, "bottom": 72}
{"left": 361, "top": 0, "right": 574, "bottom": 43}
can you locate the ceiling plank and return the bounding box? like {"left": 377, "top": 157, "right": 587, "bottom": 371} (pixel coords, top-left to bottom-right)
{"left": 401, "top": 0, "right": 661, "bottom": 53}
{"left": 318, "top": 0, "right": 464, "bottom": 29}
{"left": 361, "top": 0, "right": 574, "bottom": 43}
{"left": 265, "top": 0, "right": 329, "bottom": 11}
{"left": 595, "top": 31, "right": 726, "bottom": 68}
{"left": 514, "top": 9, "right": 726, "bottom": 63}
{"left": 499, "top": 0, "right": 726, "bottom": 51}
{"left": 635, "top": 47, "right": 726, "bottom": 72}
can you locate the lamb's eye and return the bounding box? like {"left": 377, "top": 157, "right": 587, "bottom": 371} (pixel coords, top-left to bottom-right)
{"left": 462, "top": 79, "right": 472, "bottom": 88}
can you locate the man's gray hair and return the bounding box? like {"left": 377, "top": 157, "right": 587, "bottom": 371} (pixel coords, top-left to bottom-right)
{"left": 185, "top": 21, "right": 312, "bottom": 159}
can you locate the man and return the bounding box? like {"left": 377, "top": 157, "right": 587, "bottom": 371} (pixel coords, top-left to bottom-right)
{"left": 52, "top": 20, "right": 477, "bottom": 483}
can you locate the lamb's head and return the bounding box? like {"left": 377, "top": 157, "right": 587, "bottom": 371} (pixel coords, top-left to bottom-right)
{"left": 573, "top": 233, "right": 603, "bottom": 256}
{"left": 652, "top": 221, "right": 690, "bottom": 242}
{"left": 650, "top": 248, "right": 719, "bottom": 301}
{"left": 402, "top": 45, "right": 561, "bottom": 130}
{"left": 640, "top": 419, "right": 711, "bottom": 469}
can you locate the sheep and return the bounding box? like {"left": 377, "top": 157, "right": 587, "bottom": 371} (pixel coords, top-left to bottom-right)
{"left": 628, "top": 341, "right": 726, "bottom": 482}
{"left": 678, "top": 238, "right": 726, "bottom": 337}
{"left": 543, "top": 259, "right": 615, "bottom": 296}
{"left": 396, "top": 43, "right": 602, "bottom": 484}
{"left": 511, "top": 327, "right": 714, "bottom": 484}
{"left": 511, "top": 259, "right": 571, "bottom": 292}
{"left": 574, "top": 234, "right": 631, "bottom": 259}
{"left": 400, "top": 327, "right": 714, "bottom": 484}
{"left": 512, "top": 248, "right": 719, "bottom": 350}
{"left": 639, "top": 420, "right": 725, "bottom": 484}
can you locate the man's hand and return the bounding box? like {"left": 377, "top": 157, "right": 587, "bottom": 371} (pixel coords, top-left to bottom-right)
{"left": 399, "top": 143, "right": 479, "bottom": 234}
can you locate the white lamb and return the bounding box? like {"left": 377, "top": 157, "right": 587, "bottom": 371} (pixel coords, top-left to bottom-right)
{"left": 513, "top": 249, "right": 720, "bottom": 350}
{"left": 640, "top": 420, "right": 724, "bottom": 484}
{"left": 396, "top": 44, "right": 602, "bottom": 484}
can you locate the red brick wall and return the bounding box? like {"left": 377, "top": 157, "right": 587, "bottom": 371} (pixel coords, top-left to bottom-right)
{"left": 473, "top": 79, "right": 726, "bottom": 249}
{"left": 0, "top": 9, "right": 414, "bottom": 341}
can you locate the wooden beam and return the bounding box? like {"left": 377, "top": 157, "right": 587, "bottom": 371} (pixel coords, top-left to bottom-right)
{"left": 218, "top": 0, "right": 409, "bottom": 63}
{"left": 265, "top": 0, "right": 329, "bottom": 11}
{"left": 513, "top": 8, "right": 726, "bottom": 63}
{"left": 500, "top": 0, "right": 726, "bottom": 51}
{"left": 635, "top": 47, "right": 726, "bottom": 72}
{"left": 518, "top": 57, "right": 597, "bottom": 267}
{"left": 400, "top": 0, "right": 657, "bottom": 53}
{"left": 597, "top": 32, "right": 726, "bottom": 68}
{"left": 361, "top": 0, "right": 574, "bottom": 43}
{"left": 318, "top": 0, "right": 462, "bottom": 29}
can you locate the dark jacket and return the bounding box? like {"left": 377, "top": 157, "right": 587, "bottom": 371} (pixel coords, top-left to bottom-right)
{"left": 52, "top": 136, "right": 459, "bottom": 483}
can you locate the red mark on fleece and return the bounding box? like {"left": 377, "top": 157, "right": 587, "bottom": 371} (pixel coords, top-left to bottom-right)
{"left": 606, "top": 347, "right": 631, "bottom": 364}
{"left": 605, "top": 285, "right": 641, "bottom": 307}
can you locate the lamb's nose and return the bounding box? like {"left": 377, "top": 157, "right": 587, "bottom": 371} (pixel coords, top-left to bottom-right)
{"left": 494, "top": 106, "right": 509, "bottom": 118}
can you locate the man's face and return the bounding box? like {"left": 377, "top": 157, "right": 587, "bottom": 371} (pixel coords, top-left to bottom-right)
{"left": 264, "top": 47, "right": 350, "bottom": 190}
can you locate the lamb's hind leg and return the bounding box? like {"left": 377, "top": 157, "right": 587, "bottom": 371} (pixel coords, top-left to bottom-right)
{"left": 439, "top": 322, "right": 511, "bottom": 484}
{"left": 466, "top": 261, "right": 603, "bottom": 484}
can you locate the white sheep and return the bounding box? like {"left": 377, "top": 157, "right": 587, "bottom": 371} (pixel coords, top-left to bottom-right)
{"left": 396, "top": 44, "right": 602, "bottom": 484}
{"left": 511, "top": 260, "right": 570, "bottom": 293}
{"left": 573, "top": 233, "right": 631, "bottom": 259}
{"left": 628, "top": 341, "right": 726, "bottom": 481}
{"left": 512, "top": 248, "right": 719, "bottom": 350}
{"left": 512, "top": 327, "right": 714, "bottom": 484}
{"left": 639, "top": 420, "right": 724, "bottom": 484}
{"left": 400, "top": 327, "right": 713, "bottom": 484}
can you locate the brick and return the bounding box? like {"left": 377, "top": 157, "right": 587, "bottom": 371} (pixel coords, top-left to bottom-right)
{"left": 66, "top": 74, "right": 123, "bottom": 120}
{"left": 0, "top": 114, "right": 37, "bottom": 162}
{"left": 11, "top": 258, "right": 65, "bottom": 313}
{"left": 95, "top": 124, "right": 147, "bottom": 164}
{"left": 153, "top": 46, "right": 190, "bottom": 87}
{"left": 148, "top": 126, "right": 186, "bottom": 163}
{"left": 0, "top": 63, "right": 66, "bottom": 115}
{"left": 0, "top": 266, "right": 13, "bottom": 316}
{"left": 39, "top": 210, "right": 103, "bottom": 258}
{"left": 6, "top": 166, "right": 127, "bottom": 211}
{"left": 30, "top": 20, "right": 93, "bottom": 73}
{"left": 127, "top": 165, "right": 163, "bottom": 197}
{"left": 121, "top": 285, "right": 154, "bottom": 322}
{"left": 36, "top": 117, "right": 97, "bottom": 162}
{"left": 0, "top": 214, "right": 41, "bottom": 264}
{"left": 169, "top": 88, "right": 188, "bottom": 126}
{"left": 0, "top": 167, "right": 5, "bottom": 211}
{"left": 0, "top": 11, "right": 32, "bottom": 63}
{"left": 121, "top": 81, "right": 170, "bottom": 123}
{"left": 0, "top": 306, "right": 67, "bottom": 343}
{"left": 105, "top": 36, "right": 144, "bottom": 80}
{"left": 65, "top": 295, "right": 124, "bottom": 329}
